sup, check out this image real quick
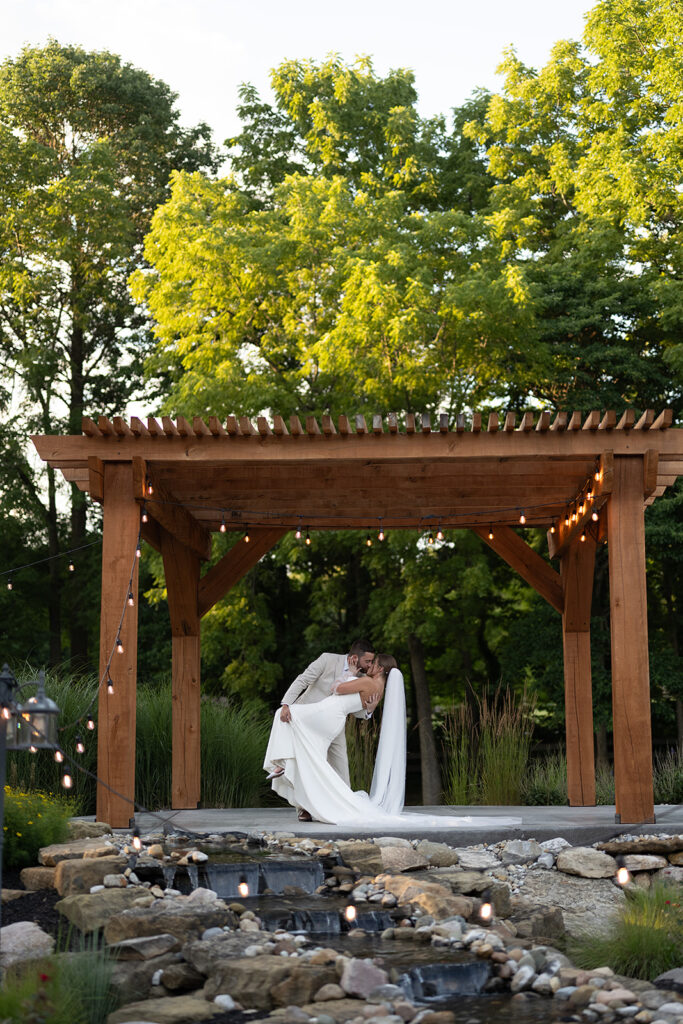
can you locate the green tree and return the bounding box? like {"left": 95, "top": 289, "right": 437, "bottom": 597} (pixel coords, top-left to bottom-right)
{"left": 0, "top": 40, "right": 217, "bottom": 664}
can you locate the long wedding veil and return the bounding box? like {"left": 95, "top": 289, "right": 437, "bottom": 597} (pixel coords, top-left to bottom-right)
{"left": 369, "top": 668, "right": 406, "bottom": 814}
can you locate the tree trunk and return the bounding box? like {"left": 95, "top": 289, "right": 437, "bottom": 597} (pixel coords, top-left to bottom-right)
{"left": 68, "top": 315, "right": 88, "bottom": 665}
{"left": 677, "top": 699, "right": 683, "bottom": 754}
{"left": 407, "top": 633, "right": 442, "bottom": 804}
{"left": 595, "top": 723, "right": 609, "bottom": 770}
{"left": 46, "top": 465, "right": 62, "bottom": 666}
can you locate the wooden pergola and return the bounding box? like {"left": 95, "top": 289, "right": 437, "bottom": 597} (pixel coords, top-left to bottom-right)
{"left": 32, "top": 408, "right": 682, "bottom": 828}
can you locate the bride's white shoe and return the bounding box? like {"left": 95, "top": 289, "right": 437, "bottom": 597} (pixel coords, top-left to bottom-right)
{"left": 266, "top": 766, "right": 284, "bottom": 780}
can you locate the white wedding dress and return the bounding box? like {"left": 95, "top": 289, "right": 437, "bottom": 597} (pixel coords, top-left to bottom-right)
{"left": 264, "top": 669, "right": 521, "bottom": 829}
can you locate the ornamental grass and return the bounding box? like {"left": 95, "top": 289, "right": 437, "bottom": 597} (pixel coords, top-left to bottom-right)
{"left": 0, "top": 941, "right": 118, "bottom": 1024}
{"left": 569, "top": 881, "right": 683, "bottom": 981}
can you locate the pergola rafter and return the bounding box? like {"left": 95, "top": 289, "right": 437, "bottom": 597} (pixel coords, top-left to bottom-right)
{"left": 33, "top": 408, "right": 683, "bottom": 828}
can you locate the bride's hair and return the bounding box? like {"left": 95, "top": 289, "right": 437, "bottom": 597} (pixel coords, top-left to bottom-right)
{"left": 373, "top": 653, "right": 397, "bottom": 674}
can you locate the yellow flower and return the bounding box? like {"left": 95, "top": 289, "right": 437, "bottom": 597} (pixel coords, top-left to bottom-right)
{"left": 16, "top": 832, "right": 22, "bottom": 837}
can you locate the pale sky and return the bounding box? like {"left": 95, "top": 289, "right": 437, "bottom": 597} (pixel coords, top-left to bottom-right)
{"left": 4, "top": 0, "right": 596, "bottom": 144}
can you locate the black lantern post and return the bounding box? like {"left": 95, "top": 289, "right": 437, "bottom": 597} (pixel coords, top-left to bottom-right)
{"left": 0, "top": 664, "right": 59, "bottom": 933}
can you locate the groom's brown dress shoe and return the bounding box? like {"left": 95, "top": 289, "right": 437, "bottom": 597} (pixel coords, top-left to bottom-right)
{"left": 297, "top": 809, "right": 313, "bottom": 822}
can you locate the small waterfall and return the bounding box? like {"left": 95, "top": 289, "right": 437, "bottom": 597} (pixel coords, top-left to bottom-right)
{"left": 162, "top": 864, "right": 177, "bottom": 889}
{"left": 186, "top": 864, "right": 199, "bottom": 890}
{"left": 265, "top": 907, "right": 343, "bottom": 933}
{"left": 398, "top": 961, "right": 491, "bottom": 1002}
{"left": 260, "top": 860, "right": 324, "bottom": 894}
{"left": 203, "top": 863, "right": 260, "bottom": 899}
{"left": 350, "top": 908, "right": 395, "bottom": 932}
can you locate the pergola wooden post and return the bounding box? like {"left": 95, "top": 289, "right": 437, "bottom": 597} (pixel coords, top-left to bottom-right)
{"left": 560, "top": 535, "right": 597, "bottom": 806}
{"left": 32, "top": 408, "right": 681, "bottom": 828}
{"left": 96, "top": 462, "right": 139, "bottom": 825}
{"left": 607, "top": 455, "right": 655, "bottom": 823}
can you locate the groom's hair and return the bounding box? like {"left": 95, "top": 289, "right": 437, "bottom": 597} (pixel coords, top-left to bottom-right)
{"left": 348, "top": 639, "right": 374, "bottom": 658}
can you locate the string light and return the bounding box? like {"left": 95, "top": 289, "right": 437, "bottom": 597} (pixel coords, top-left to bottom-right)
{"left": 305, "top": 529, "right": 311, "bottom": 546}
{"left": 6, "top": 578, "right": 12, "bottom": 591}
{"left": 244, "top": 526, "right": 250, "bottom": 543}
{"left": 519, "top": 512, "right": 526, "bottom": 525}
{"left": 107, "top": 675, "right": 115, "bottom": 696}
{"left": 132, "top": 828, "right": 142, "bottom": 852}
{"left": 488, "top": 526, "right": 494, "bottom": 540}
{"left": 580, "top": 530, "right": 587, "bottom": 543}
{"left": 54, "top": 748, "right": 64, "bottom": 763}
{"left": 1, "top": 704, "right": 10, "bottom": 720}
{"left": 220, "top": 513, "right": 226, "bottom": 533}
{"left": 564, "top": 512, "right": 570, "bottom": 527}
{"left": 62, "top": 772, "right": 73, "bottom": 789}
{"left": 436, "top": 523, "right": 444, "bottom": 541}
{"left": 427, "top": 532, "right": 434, "bottom": 545}
{"left": 86, "top": 715, "right": 95, "bottom": 731}
{"left": 141, "top": 503, "right": 149, "bottom": 524}
{"left": 146, "top": 477, "right": 153, "bottom": 496}
{"left": 578, "top": 501, "right": 585, "bottom": 515}
{"left": 127, "top": 590, "right": 134, "bottom": 607}
{"left": 295, "top": 518, "right": 302, "bottom": 540}
{"left": 594, "top": 469, "right": 601, "bottom": 482}
{"left": 571, "top": 508, "right": 577, "bottom": 523}
{"left": 116, "top": 636, "right": 124, "bottom": 654}
{"left": 550, "top": 524, "right": 556, "bottom": 534}
{"left": 76, "top": 736, "right": 85, "bottom": 754}
{"left": 365, "top": 534, "right": 372, "bottom": 547}
{"left": 135, "top": 541, "right": 141, "bottom": 558}
{"left": 68, "top": 560, "right": 75, "bottom": 573}
{"left": 29, "top": 744, "right": 37, "bottom": 754}
{"left": 378, "top": 518, "right": 385, "bottom": 542}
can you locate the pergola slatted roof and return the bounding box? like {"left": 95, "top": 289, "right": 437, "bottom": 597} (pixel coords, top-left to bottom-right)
{"left": 31, "top": 407, "right": 683, "bottom": 831}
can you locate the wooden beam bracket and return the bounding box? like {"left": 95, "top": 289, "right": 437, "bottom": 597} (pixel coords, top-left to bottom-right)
{"left": 132, "top": 457, "right": 212, "bottom": 561}
{"left": 548, "top": 451, "right": 614, "bottom": 559}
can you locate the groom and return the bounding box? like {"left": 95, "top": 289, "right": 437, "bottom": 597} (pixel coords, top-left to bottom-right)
{"left": 279, "top": 639, "right": 375, "bottom": 820}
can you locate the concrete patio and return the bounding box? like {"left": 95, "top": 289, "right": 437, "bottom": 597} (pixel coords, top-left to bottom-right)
{"left": 128, "top": 803, "right": 683, "bottom": 847}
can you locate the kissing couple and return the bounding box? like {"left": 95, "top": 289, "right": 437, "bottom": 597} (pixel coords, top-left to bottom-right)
{"left": 263, "top": 639, "right": 523, "bottom": 830}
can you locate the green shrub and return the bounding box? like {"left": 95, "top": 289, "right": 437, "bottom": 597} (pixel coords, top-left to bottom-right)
{"left": 0, "top": 941, "right": 118, "bottom": 1024}
{"left": 2, "top": 786, "right": 75, "bottom": 869}
{"left": 595, "top": 762, "right": 615, "bottom": 805}
{"left": 346, "top": 715, "right": 379, "bottom": 792}
{"left": 442, "top": 703, "right": 478, "bottom": 804}
{"left": 569, "top": 881, "right": 683, "bottom": 980}
{"left": 521, "top": 752, "right": 568, "bottom": 805}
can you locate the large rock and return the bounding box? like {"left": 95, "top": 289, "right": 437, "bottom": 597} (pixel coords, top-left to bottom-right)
{"left": 55, "top": 855, "right": 128, "bottom": 895}
{"left": 415, "top": 841, "right": 460, "bottom": 867}
{"left": 161, "top": 961, "right": 206, "bottom": 992}
{"left": 381, "top": 875, "right": 473, "bottom": 919}
{"left": 67, "top": 819, "right": 114, "bottom": 840}
{"left": 419, "top": 868, "right": 492, "bottom": 895}
{"left": 104, "top": 897, "right": 236, "bottom": 944}
{"left": 107, "top": 933, "right": 181, "bottom": 960}
{"left": 56, "top": 889, "right": 153, "bottom": 933}
{"left": 336, "top": 840, "right": 383, "bottom": 875}
{"left": 340, "top": 957, "right": 389, "bottom": 998}
{"left": 203, "top": 955, "right": 337, "bottom": 1010}
{"left": 109, "top": 951, "right": 179, "bottom": 1005}
{"left": 500, "top": 840, "right": 542, "bottom": 865}
{"left": 654, "top": 968, "right": 683, "bottom": 993}
{"left": 183, "top": 932, "right": 275, "bottom": 975}
{"left": 598, "top": 836, "right": 683, "bottom": 855}
{"left": 515, "top": 870, "right": 625, "bottom": 937}
{"left": 39, "top": 837, "right": 118, "bottom": 865}
{"left": 107, "top": 993, "right": 222, "bottom": 1023}
{"left": 453, "top": 848, "right": 500, "bottom": 870}
{"left": 380, "top": 847, "right": 430, "bottom": 873}
{"left": 556, "top": 847, "right": 617, "bottom": 878}
{"left": 621, "top": 854, "right": 669, "bottom": 872}
{"left": 655, "top": 864, "right": 683, "bottom": 883}
{"left": 19, "top": 866, "right": 56, "bottom": 891}
{"left": 0, "top": 921, "right": 55, "bottom": 969}
{"left": 300, "top": 998, "right": 372, "bottom": 1022}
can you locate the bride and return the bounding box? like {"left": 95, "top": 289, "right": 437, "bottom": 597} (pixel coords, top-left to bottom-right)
{"left": 264, "top": 654, "right": 520, "bottom": 828}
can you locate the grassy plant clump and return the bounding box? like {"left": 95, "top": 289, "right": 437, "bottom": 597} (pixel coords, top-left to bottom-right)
{"left": 442, "top": 703, "right": 477, "bottom": 804}
{"left": 521, "top": 752, "right": 568, "bottom": 805}
{"left": 135, "top": 682, "right": 271, "bottom": 810}
{"left": 653, "top": 747, "right": 683, "bottom": 803}
{"left": 442, "top": 687, "right": 536, "bottom": 805}
{"left": 595, "top": 762, "right": 616, "bottom": 805}
{"left": 2, "top": 786, "right": 75, "bottom": 869}
{"left": 569, "top": 881, "right": 683, "bottom": 981}
{"left": 0, "top": 942, "right": 118, "bottom": 1024}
